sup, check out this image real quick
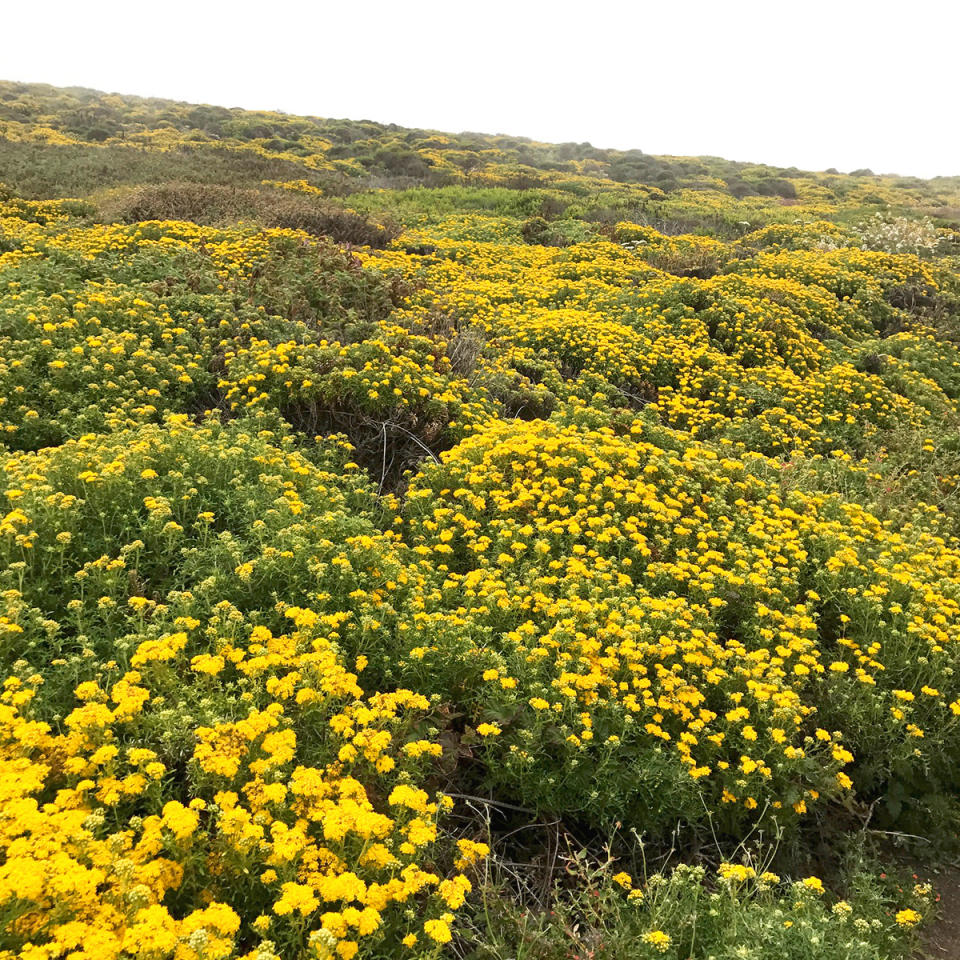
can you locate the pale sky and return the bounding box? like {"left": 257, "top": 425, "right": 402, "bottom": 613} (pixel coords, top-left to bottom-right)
{"left": 5, "top": 0, "right": 958, "bottom": 179}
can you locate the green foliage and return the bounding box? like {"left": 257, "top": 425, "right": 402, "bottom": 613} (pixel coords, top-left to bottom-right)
{"left": 465, "top": 840, "right": 933, "bottom": 960}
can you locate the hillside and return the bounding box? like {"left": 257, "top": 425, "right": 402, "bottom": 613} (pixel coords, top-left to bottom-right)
{"left": 2, "top": 80, "right": 960, "bottom": 960}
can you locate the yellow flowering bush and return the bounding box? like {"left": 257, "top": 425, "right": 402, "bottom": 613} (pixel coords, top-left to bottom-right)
{"left": 0, "top": 618, "right": 474, "bottom": 960}
{"left": 397, "top": 418, "right": 960, "bottom": 826}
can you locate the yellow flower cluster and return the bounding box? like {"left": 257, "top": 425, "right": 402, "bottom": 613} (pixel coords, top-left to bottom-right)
{"left": 0, "top": 612, "right": 475, "bottom": 960}
{"left": 396, "top": 416, "right": 960, "bottom": 823}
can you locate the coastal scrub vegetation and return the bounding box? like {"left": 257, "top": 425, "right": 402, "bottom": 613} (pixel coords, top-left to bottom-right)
{"left": 1, "top": 80, "right": 960, "bottom": 960}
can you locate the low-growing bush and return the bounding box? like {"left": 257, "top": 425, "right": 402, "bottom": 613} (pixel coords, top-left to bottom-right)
{"left": 99, "top": 182, "right": 399, "bottom": 248}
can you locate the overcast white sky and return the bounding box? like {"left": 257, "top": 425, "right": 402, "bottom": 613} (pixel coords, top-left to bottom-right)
{"left": 5, "top": 0, "right": 958, "bottom": 178}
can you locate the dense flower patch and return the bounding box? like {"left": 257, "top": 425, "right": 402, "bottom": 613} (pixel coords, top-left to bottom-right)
{"left": 0, "top": 91, "right": 959, "bottom": 958}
